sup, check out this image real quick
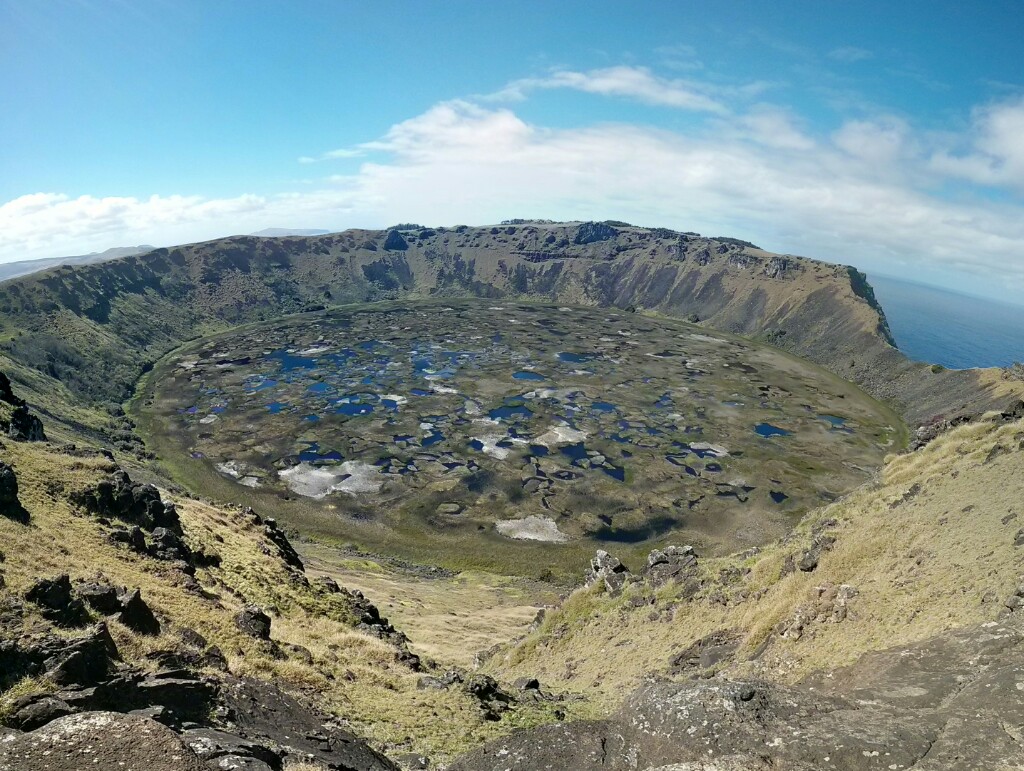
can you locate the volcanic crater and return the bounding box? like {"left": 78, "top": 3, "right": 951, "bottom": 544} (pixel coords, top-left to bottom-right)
{"left": 136, "top": 299, "right": 902, "bottom": 577}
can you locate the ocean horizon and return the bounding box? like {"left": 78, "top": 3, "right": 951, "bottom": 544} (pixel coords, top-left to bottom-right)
{"left": 868, "top": 273, "right": 1024, "bottom": 370}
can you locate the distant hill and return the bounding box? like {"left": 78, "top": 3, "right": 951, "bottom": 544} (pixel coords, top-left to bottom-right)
{"left": 0, "top": 245, "right": 153, "bottom": 284}
{"left": 249, "top": 228, "right": 331, "bottom": 237}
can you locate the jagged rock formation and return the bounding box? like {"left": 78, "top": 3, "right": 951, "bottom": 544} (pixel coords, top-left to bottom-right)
{"left": 452, "top": 614, "right": 1024, "bottom": 770}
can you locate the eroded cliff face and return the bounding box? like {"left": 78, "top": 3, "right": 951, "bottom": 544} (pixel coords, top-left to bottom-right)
{"left": 0, "top": 222, "right": 1015, "bottom": 433}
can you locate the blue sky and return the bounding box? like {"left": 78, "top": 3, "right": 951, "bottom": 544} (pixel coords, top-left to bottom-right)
{"left": 2, "top": 0, "right": 1024, "bottom": 301}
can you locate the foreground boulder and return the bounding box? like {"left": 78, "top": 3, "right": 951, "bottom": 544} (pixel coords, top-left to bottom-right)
{"left": 0, "top": 711, "right": 206, "bottom": 771}
{"left": 214, "top": 677, "right": 399, "bottom": 770}
{"left": 450, "top": 614, "right": 1024, "bottom": 771}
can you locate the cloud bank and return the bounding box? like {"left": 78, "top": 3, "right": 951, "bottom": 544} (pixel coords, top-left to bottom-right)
{"left": 3, "top": 66, "right": 1024, "bottom": 298}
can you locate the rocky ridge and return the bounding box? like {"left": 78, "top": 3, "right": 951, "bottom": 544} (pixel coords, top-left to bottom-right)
{"left": 1, "top": 222, "right": 1018, "bottom": 441}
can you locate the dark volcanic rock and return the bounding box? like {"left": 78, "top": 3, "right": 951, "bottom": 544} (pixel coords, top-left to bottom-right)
{"left": 574, "top": 222, "right": 619, "bottom": 245}
{"left": 109, "top": 524, "right": 148, "bottom": 552}
{"left": 0, "top": 373, "right": 24, "bottom": 407}
{"left": 149, "top": 527, "right": 192, "bottom": 562}
{"left": 642, "top": 545, "right": 698, "bottom": 586}
{"left": 797, "top": 533, "right": 836, "bottom": 573}
{"left": 0, "top": 711, "right": 206, "bottom": 771}
{"left": 36, "top": 623, "right": 120, "bottom": 687}
{"left": 465, "top": 675, "right": 514, "bottom": 721}
{"left": 234, "top": 605, "right": 271, "bottom": 640}
{"left": 384, "top": 230, "right": 409, "bottom": 251}
{"left": 117, "top": 588, "right": 161, "bottom": 635}
{"left": 667, "top": 629, "right": 741, "bottom": 677}
{"left": 74, "top": 469, "right": 180, "bottom": 533}
{"left": 180, "top": 727, "right": 278, "bottom": 769}
{"left": 4, "top": 695, "right": 74, "bottom": 731}
{"left": 75, "top": 581, "right": 121, "bottom": 615}
{"left": 7, "top": 405, "right": 45, "bottom": 441}
{"left": 0, "top": 462, "right": 26, "bottom": 524}
{"left": 24, "top": 574, "right": 89, "bottom": 627}
{"left": 215, "top": 677, "right": 399, "bottom": 770}
{"left": 262, "top": 517, "right": 304, "bottom": 571}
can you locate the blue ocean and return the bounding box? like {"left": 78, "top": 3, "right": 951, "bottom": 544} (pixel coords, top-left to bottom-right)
{"left": 868, "top": 274, "right": 1024, "bottom": 370}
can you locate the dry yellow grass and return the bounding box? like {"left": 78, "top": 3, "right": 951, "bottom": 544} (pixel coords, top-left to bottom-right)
{"left": 300, "top": 543, "right": 560, "bottom": 668}
{"left": 487, "top": 413, "right": 1024, "bottom": 707}
{"left": 0, "top": 440, "right": 579, "bottom": 763}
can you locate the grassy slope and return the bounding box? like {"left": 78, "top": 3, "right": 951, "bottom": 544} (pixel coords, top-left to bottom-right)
{"left": 0, "top": 439, "right": 576, "bottom": 762}
{"left": 486, "top": 411, "right": 1024, "bottom": 709}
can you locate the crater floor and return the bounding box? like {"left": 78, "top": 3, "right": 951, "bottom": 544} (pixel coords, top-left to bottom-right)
{"left": 136, "top": 301, "right": 903, "bottom": 577}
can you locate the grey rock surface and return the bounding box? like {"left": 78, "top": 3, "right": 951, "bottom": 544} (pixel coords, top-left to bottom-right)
{"left": 450, "top": 616, "right": 1024, "bottom": 771}
{"left": 0, "top": 711, "right": 206, "bottom": 771}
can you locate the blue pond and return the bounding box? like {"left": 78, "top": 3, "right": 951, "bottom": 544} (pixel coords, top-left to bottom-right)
{"left": 818, "top": 414, "right": 851, "bottom": 432}
{"left": 489, "top": 404, "right": 533, "bottom": 421}
{"left": 513, "top": 370, "right": 547, "bottom": 381}
{"left": 560, "top": 443, "right": 589, "bottom": 463}
{"left": 298, "top": 443, "right": 344, "bottom": 463}
{"left": 422, "top": 430, "right": 445, "bottom": 447}
{"left": 248, "top": 379, "right": 278, "bottom": 392}
{"left": 269, "top": 350, "right": 317, "bottom": 372}
{"left": 557, "top": 352, "right": 593, "bottom": 363}
{"left": 755, "top": 423, "right": 792, "bottom": 438}
{"left": 337, "top": 403, "right": 374, "bottom": 416}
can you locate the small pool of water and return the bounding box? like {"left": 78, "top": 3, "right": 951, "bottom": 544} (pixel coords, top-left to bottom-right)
{"left": 755, "top": 422, "right": 792, "bottom": 438}
{"left": 557, "top": 352, "right": 593, "bottom": 363}
{"left": 513, "top": 370, "right": 547, "bottom": 381}
{"left": 337, "top": 403, "right": 374, "bottom": 416}
{"left": 489, "top": 404, "right": 534, "bottom": 421}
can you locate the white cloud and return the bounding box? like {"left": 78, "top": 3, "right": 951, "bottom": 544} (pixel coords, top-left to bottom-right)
{"left": 298, "top": 147, "right": 365, "bottom": 163}
{"left": 832, "top": 116, "right": 913, "bottom": 168}
{"left": 729, "top": 105, "right": 816, "bottom": 150}
{"left": 486, "top": 66, "right": 730, "bottom": 114}
{"left": 4, "top": 90, "right": 1024, "bottom": 299}
{"left": 929, "top": 97, "right": 1024, "bottom": 190}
